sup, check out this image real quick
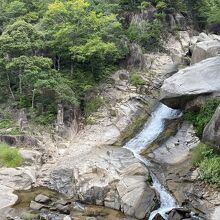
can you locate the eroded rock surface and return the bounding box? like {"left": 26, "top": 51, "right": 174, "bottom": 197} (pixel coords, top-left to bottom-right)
{"left": 190, "top": 32, "right": 220, "bottom": 64}
{"left": 191, "top": 40, "right": 220, "bottom": 64}
{"left": 36, "top": 51, "right": 180, "bottom": 219}
{"left": 160, "top": 56, "right": 220, "bottom": 108}
{"left": 0, "top": 167, "right": 36, "bottom": 212}
{"left": 47, "top": 147, "right": 157, "bottom": 219}
{"left": 203, "top": 104, "right": 220, "bottom": 151}
{"left": 148, "top": 122, "right": 199, "bottom": 164}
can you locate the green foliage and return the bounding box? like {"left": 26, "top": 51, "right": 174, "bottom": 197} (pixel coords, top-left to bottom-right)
{"left": 200, "top": 157, "right": 220, "bottom": 187}
{"left": 191, "top": 143, "right": 220, "bottom": 187}
{"left": 34, "top": 113, "right": 56, "bottom": 126}
{"left": 0, "top": 0, "right": 218, "bottom": 126}
{"left": 127, "top": 17, "right": 163, "bottom": 52}
{"left": 85, "top": 96, "right": 105, "bottom": 117}
{"left": 0, "top": 119, "right": 14, "bottom": 129}
{"left": 0, "top": 143, "right": 23, "bottom": 167}
{"left": 130, "top": 73, "right": 146, "bottom": 88}
{"left": 192, "top": 143, "right": 215, "bottom": 166}
{"left": 183, "top": 99, "right": 220, "bottom": 137}
{"left": 206, "top": 0, "right": 220, "bottom": 24}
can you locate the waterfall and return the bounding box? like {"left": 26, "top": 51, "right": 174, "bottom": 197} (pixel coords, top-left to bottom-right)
{"left": 124, "top": 103, "right": 180, "bottom": 219}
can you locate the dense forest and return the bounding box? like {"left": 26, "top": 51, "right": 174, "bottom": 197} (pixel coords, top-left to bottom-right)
{"left": 0, "top": 0, "right": 219, "bottom": 125}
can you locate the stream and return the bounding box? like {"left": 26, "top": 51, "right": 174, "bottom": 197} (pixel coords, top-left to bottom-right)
{"left": 124, "top": 103, "right": 181, "bottom": 220}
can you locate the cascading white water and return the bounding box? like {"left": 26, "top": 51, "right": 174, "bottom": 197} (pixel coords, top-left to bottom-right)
{"left": 124, "top": 103, "right": 180, "bottom": 220}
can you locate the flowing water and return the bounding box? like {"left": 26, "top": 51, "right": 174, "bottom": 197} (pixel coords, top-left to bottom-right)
{"left": 124, "top": 103, "right": 181, "bottom": 220}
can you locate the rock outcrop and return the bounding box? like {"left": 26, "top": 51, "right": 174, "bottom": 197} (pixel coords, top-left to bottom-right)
{"left": 191, "top": 40, "right": 220, "bottom": 64}
{"left": 36, "top": 51, "right": 180, "bottom": 219}
{"left": 160, "top": 56, "right": 220, "bottom": 108}
{"left": 48, "top": 147, "right": 157, "bottom": 219}
{"left": 0, "top": 167, "right": 36, "bottom": 211}
{"left": 203, "top": 104, "right": 220, "bottom": 151}
{"left": 148, "top": 122, "right": 199, "bottom": 164}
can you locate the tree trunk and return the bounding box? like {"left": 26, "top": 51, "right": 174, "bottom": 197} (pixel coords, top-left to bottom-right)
{"left": 71, "top": 60, "right": 74, "bottom": 75}
{"left": 57, "top": 56, "right": 61, "bottom": 71}
{"left": 19, "top": 74, "right": 22, "bottom": 95}
{"left": 32, "top": 89, "right": 35, "bottom": 108}
{"left": 6, "top": 72, "right": 15, "bottom": 100}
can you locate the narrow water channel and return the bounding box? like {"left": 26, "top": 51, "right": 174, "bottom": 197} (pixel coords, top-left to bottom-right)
{"left": 124, "top": 103, "right": 180, "bottom": 220}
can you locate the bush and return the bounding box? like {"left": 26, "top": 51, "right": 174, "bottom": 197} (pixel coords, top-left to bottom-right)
{"left": 200, "top": 157, "right": 220, "bottom": 187}
{"left": 130, "top": 73, "right": 146, "bottom": 88}
{"left": 0, "top": 119, "right": 15, "bottom": 129}
{"left": 192, "top": 142, "right": 220, "bottom": 187}
{"left": 183, "top": 99, "right": 219, "bottom": 137}
{"left": 34, "top": 113, "right": 56, "bottom": 125}
{"left": 127, "top": 19, "right": 163, "bottom": 52}
{"left": 85, "top": 96, "right": 105, "bottom": 118}
{"left": 0, "top": 143, "right": 23, "bottom": 167}
{"left": 192, "top": 143, "right": 215, "bottom": 166}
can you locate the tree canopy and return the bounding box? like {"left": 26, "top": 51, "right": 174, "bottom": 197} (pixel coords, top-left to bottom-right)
{"left": 0, "top": 0, "right": 218, "bottom": 124}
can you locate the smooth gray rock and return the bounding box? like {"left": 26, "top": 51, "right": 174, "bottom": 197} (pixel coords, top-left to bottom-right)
{"left": 30, "top": 201, "right": 45, "bottom": 210}
{"left": 203, "top": 105, "right": 220, "bottom": 151}
{"left": 35, "top": 194, "right": 50, "bottom": 204}
{"left": 148, "top": 122, "right": 199, "bottom": 164}
{"left": 191, "top": 40, "right": 220, "bottom": 64}
{"left": 49, "top": 147, "right": 156, "bottom": 219}
{"left": 117, "top": 176, "right": 156, "bottom": 219}
{"left": 160, "top": 56, "right": 220, "bottom": 108}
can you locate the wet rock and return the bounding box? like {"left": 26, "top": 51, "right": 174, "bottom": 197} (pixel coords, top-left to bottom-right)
{"left": 168, "top": 208, "right": 191, "bottom": 220}
{"left": 30, "top": 201, "right": 45, "bottom": 210}
{"left": 35, "top": 194, "right": 51, "bottom": 204}
{"left": 0, "top": 167, "right": 35, "bottom": 190}
{"left": 148, "top": 122, "right": 199, "bottom": 164}
{"left": 152, "top": 213, "right": 165, "bottom": 220}
{"left": 55, "top": 203, "right": 70, "bottom": 214}
{"left": 0, "top": 187, "right": 18, "bottom": 210}
{"left": 55, "top": 199, "right": 70, "bottom": 206}
{"left": 160, "top": 56, "right": 220, "bottom": 109}
{"left": 203, "top": 104, "right": 220, "bottom": 152}
{"left": 117, "top": 176, "right": 157, "bottom": 219}
{"left": 49, "top": 147, "right": 156, "bottom": 219}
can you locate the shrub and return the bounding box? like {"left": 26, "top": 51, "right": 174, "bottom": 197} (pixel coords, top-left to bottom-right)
{"left": 183, "top": 98, "right": 219, "bottom": 137}
{"left": 127, "top": 19, "right": 163, "bottom": 52}
{"left": 200, "top": 157, "right": 220, "bottom": 187}
{"left": 85, "top": 96, "right": 105, "bottom": 118}
{"left": 0, "top": 143, "right": 23, "bottom": 167}
{"left": 0, "top": 119, "right": 14, "bottom": 129}
{"left": 130, "top": 73, "right": 146, "bottom": 88}
{"left": 34, "top": 113, "right": 56, "bottom": 125}
{"left": 192, "top": 142, "right": 220, "bottom": 187}
{"left": 192, "top": 143, "right": 215, "bottom": 166}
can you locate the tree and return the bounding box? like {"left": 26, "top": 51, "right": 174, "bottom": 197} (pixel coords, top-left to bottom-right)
{"left": 41, "top": 0, "right": 126, "bottom": 79}
{"left": 0, "top": 19, "right": 77, "bottom": 110}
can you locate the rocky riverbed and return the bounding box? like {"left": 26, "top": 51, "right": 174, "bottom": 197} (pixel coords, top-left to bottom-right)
{"left": 1, "top": 31, "right": 220, "bottom": 220}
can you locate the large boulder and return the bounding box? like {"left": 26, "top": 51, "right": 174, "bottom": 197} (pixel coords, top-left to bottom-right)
{"left": 203, "top": 105, "right": 220, "bottom": 151}
{"left": 191, "top": 40, "right": 220, "bottom": 64}
{"left": 160, "top": 56, "right": 220, "bottom": 109}
{"left": 48, "top": 147, "right": 157, "bottom": 219}
{"left": 0, "top": 167, "right": 36, "bottom": 211}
